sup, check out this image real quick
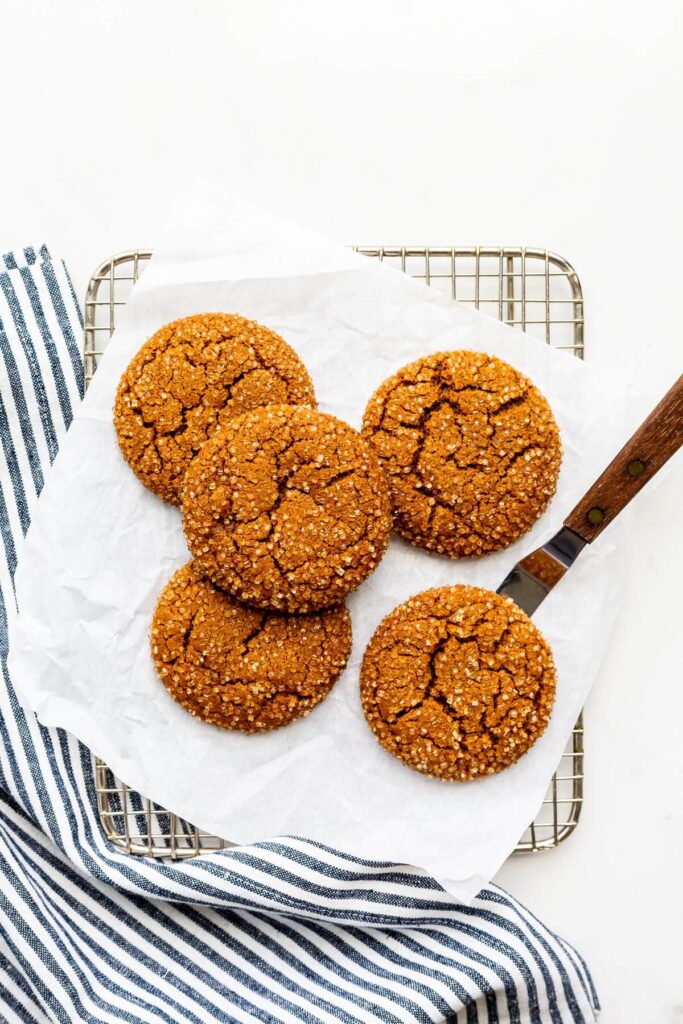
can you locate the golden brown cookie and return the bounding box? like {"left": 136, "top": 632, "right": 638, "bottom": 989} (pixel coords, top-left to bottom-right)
{"left": 151, "top": 562, "right": 352, "bottom": 732}
{"left": 362, "top": 351, "right": 562, "bottom": 558}
{"left": 114, "top": 313, "right": 316, "bottom": 504}
{"left": 360, "top": 585, "right": 556, "bottom": 781}
{"left": 182, "top": 404, "right": 392, "bottom": 613}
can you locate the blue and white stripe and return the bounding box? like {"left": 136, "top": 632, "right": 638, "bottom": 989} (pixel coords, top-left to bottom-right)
{"left": 0, "top": 245, "right": 599, "bottom": 1023}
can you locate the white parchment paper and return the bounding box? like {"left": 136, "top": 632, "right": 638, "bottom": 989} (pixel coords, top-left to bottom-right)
{"left": 8, "top": 183, "right": 641, "bottom": 902}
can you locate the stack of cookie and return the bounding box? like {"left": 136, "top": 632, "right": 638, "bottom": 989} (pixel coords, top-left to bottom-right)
{"left": 114, "top": 316, "right": 561, "bottom": 782}
{"left": 114, "top": 313, "right": 391, "bottom": 734}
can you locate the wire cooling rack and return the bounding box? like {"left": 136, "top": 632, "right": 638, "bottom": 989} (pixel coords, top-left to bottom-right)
{"left": 85, "top": 246, "right": 585, "bottom": 857}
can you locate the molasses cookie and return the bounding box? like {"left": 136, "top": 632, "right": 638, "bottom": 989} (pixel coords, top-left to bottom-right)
{"left": 151, "top": 562, "right": 352, "bottom": 732}
{"left": 182, "top": 405, "right": 392, "bottom": 613}
{"left": 114, "top": 313, "right": 316, "bottom": 504}
{"left": 362, "top": 351, "right": 562, "bottom": 557}
{"left": 360, "top": 585, "right": 556, "bottom": 781}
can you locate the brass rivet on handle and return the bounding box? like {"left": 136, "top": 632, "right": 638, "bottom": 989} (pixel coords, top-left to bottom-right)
{"left": 627, "top": 458, "right": 645, "bottom": 477}
{"left": 587, "top": 507, "right": 605, "bottom": 526}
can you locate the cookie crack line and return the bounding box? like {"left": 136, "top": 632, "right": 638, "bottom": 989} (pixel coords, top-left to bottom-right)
{"left": 373, "top": 368, "right": 512, "bottom": 433}
{"left": 382, "top": 620, "right": 489, "bottom": 725}
{"left": 142, "top": 362, "right": 277, "bottom": 458}
{"left": 231, "top": 508, "right": 376, "bottom": 589}
{"left": 371, "top": 615, "right": 519, "bottom": 671}
{"left": 248, "top": 337, "right": 297, "bottom": 389}
{"left": 502, "top": 442, "right": 543, "bottom": 474}
{"left": 239, "top": 613, "right": 269, "bottom": 657}
{"left": 136, "top": 363, "right": 255, "bottom": 433}
{"left": 180, "top": 608, "right": 202, "bottom": 658}
{"left": 261, "top": 439, "right": 370, "bottom": 534}
{"left": 406, "top": 390, "right": 532, "bottom": 476}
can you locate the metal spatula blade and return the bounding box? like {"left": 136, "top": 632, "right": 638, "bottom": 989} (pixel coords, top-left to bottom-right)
{"left": 496, "top": 374, "right": 683, "bottom": 617}
{"left": 496, "top": 526, "right": 585, "bottom": 615}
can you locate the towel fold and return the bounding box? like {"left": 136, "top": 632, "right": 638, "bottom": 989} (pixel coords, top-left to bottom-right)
{"left": 0, "top": 245, "right": 599, "bottom": 1023}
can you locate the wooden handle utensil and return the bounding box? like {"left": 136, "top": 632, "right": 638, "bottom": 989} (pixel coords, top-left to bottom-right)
{"left": 564, "top": 374, "right": 683, "bottom": 543}
{"left": 498, "top": 374, "right": 683, "bottom": 615}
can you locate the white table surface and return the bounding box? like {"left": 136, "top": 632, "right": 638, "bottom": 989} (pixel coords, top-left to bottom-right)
{"left": 2, "top": 2, "right": 682, "bottom": 1020}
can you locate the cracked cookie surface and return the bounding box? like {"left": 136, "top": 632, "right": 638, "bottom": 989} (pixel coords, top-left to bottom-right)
{"left": 151, "top": 562, "right": 352, "bottom": 731}
{"left": 361, "top": 351, "right": 562, "bottom": 557}
{"left": 182, "top": 404, "right": 392, "bottom": 613}
{"left": 114, "top": 313, "right": 316, "bottom": 504}
{"left": 360, "top": 585, "right": 556, "bottom": 780}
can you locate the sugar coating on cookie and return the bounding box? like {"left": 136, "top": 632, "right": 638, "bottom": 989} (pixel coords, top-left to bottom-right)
{"left": 151, "top": 562, "right": 352, "bottom": 732}
{"left": 114, "top": 313, "right": 316, "bottom": 504}
{"left": 362, "top": 351, "right": 562, "bottom": 557}
{"left": 182, "top": 404, "right": 392, "bottom": 613}
{"left": 360, "top": 585, "right": 556, "bottom": 781}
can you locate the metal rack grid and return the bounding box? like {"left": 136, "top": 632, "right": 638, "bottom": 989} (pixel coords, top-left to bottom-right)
{"left": 85, "top": 246, "right": 585, "bottom": 858}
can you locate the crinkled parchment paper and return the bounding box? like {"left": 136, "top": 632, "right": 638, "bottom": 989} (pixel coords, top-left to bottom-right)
{"left": 8, "top": 182, "right": 640, "bottom": 901}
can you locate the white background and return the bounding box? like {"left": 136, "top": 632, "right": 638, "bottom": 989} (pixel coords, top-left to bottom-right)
{"left": 1, "top": 1, "right": 681, "bottom": 1020}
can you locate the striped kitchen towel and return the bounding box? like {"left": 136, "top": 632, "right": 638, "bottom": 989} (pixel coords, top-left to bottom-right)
{"left": 0, "top": 245, "right": 600, "bottom": 1024}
